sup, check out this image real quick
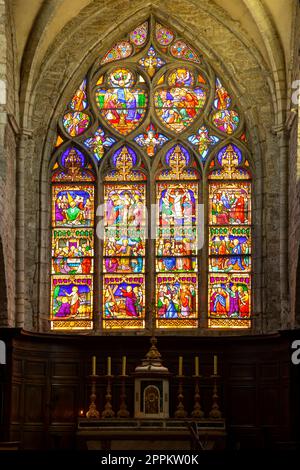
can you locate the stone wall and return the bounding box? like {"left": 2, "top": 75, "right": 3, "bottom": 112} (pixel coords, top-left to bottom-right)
{"left": 289, "top": 112, "right": 300, "bottom": 324}
{"left": 28, "top": 1, "right": 281, "bottom": 333}
{"left": 0, "top": 0, "right": 17, "bottom": 327}
{"left": 288, "top": 101, "right": 300, "bottom": 326}
{"left": 287, "top": 2, "right": 300, "bottom": 326}
{"left": 0, "top": 0, "right": 297, "bottom": 333}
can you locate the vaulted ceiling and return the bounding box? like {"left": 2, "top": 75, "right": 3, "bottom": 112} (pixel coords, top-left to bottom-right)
{"left": 11, "top": 0, "right": 295, "bottom": 72}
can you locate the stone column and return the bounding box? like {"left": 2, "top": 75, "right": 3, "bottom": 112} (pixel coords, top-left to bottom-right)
{"left": 15, "top": 129, "right": 32, "bottom": 328}
{"left": 273, "top": 125, "right": 290, "bottom": 328}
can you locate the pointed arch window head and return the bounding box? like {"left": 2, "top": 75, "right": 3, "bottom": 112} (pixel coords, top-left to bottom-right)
{"left": 52, "top": 148, "right": 95, "bottom": 182}
{"left": 209, "top": 144, "right": 251, "bottom": 180}
{"left": 104, "top": 146, "right": 146, "bottom": 181}
{"left": 157, "top": 144, "right": 199, "bottom": 180}
{"left": 50, "top": 16, "right": 252, "bottom": 331}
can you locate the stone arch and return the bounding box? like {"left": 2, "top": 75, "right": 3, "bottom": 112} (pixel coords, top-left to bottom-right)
{"left": 243, "top": 0, "right": 287, "bottom": 125}
{"left": 19, "top": 1, "right": 283, "bottom": 332}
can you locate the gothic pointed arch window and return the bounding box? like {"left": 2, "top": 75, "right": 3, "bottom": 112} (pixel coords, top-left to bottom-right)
{"left": 50, "top": 17, "right": 252, "bottom": 331}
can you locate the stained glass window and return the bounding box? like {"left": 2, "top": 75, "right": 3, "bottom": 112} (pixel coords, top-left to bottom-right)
{"left": 50, "top": 16, "right": 252, "bottom": 331}
{"left": 100, "top": 21, "right": 148, "bottom": 64}
{"left": 211, "top": 78, "right": 240, "bottom": 134}
{"left": 70, "top": 79, "right": 88, "bottom": 111}
{"left": 188, "top": 126, "right": 220, "bottom": 162}
{"left": 139, "top": 46, "right": 166, "bottom": 78}
{"left": 101, "top": 41, "right": 133, "bottom": 65}
{"left": 51, "top": 148, "right": 95, "bottom": 330}
{"left": 208, "top": 144, "right": 251, "bottom": 328}
{"left": 95, "top": 68, "right": 148, "bottom": 135}
{"left": 213, "top": 78, "right": 231, "bottom": 110}
{"left": 154, "top": 68, "right": 207, "bottom": 133}
{"left": 156, "top": 145, "right": 199, "bottom": 328}
{"left": 60, "top": 77, "right": 91, "bottom": 138}
{"left": 84, "top": 126, "right": 116, "bottom": 162}
{"left": 170, "top": 41, "right": 200, "bottom": 63}
{"left": 129, "top": 22, "right": 148, "bottom": 47}
{"left": 134, "top": 123, "right": 169, "bottom": 157}
{"left": 103, "top": 146, "right": 146, "bottom": 329}
{"left": 63, "top": 112, "right": 90, "bottom": 136}
{"left": 155, "top": 23, "right": 174, "bottom": 46}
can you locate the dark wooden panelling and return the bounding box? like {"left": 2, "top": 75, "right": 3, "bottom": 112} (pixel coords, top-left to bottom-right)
{"left": 229, "top": 427, "right": 263, "bottom": 449}
{"left": 11, "top": 384, "right": 20, "bottom": 423}
{"left": 227, "top": 386, "right": 256, "bottom": 426}
{"left": 260, "top": 387, "right": 280, "bottom": 425}
{"left": 0, "top": 366, "right": 5, "bottom": 437}
{"left": 0, "top": 328, "right": 298, "bottom": 449}
{"left": 229, "top": 363, "right": 256, "bottom": 380}
{"left": 281, "top": 361, "right": 290, "bottom": 379}
{"left": 12, "top": 359, "right": 22, "bottom": 376}
{"left": 22, "top": 428, "right": 45, "bottom": 450}
{"left": 0, "top": 381, "right": 3, "bottom": 425}
{"left": 48, "top": 428, "right": 76, "bottom": 449}
{"left": 9, "top": 428, "right": 21, "bottom": 442}
{"left": 259, "top": 363, "right": 279, "bottom": 380}
{"left": 50, "top": 385, "right": 78, "bottom": 423}
{"left": 25, "top": 360, "right": 46, "bottom": 377}
{"left": 24, "top": 385, "right": 44, "bottom": 423}
{"left": 52, "top": 362, "right": 79, "bottom": 378}
{"left": 281, "top": 385, "right": 290, "bottom": 426}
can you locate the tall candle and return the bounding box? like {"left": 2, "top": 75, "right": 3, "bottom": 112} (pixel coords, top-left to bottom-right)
{"left": 92, "top": 356, "right": 96, "bottom": 376}
{"left": 122, "top": 356, "right": 126, "bottom": 376}
{"left": 178, "top": 356, "right": 183, "bottom": 376}
{"left": 214, "top": 355, "right": 218, "bottom": 375}
{"left": 195, "top": 356, "right": 199, "bottom": 377}
{"left": 107, "top": 356, "right": 111, "bottom": 376}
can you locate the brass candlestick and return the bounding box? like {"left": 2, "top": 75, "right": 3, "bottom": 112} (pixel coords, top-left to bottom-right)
{"left": 117, "top": 375, "right": 130, "bottom": 418}
{"left": 174, "top": 376, "right": 187, "bottom": 418}
{"left": 191, "top": 376, "right": 204, "bottom": 419}
{"left": 102, "top": 375, "right": 115, "bottom": 418}
{"left": 86, "top": 374, "right": 100, "bottom": 419}
{"left": 209, "top": 375, "right": 222, "bottom": 419}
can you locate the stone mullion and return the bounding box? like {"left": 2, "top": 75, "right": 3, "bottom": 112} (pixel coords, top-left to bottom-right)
{"left": 94, "top": 175, "right": 101, "bottom": 333}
